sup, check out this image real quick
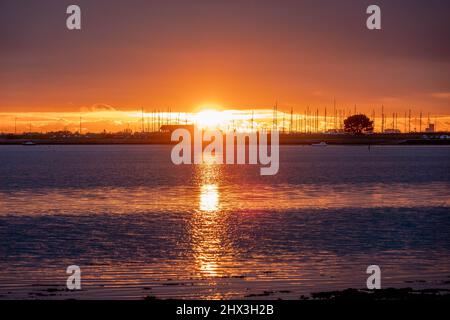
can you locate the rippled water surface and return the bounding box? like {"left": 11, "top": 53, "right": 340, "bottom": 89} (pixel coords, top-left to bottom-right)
{"left": 0, "top": 145, "right": 449, "bottom": 299}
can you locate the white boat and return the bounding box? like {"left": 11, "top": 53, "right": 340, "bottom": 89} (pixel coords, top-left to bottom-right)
{"left": 311, "top": 141, "right": 327, "bottom": 146}
{"left": 22, "top": 141, "right": 36, "bottom": 146}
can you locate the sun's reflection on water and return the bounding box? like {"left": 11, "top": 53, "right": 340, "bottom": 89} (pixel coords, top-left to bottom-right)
{"left": 188, "top": 159, "right": 233, "bottom": 295}
{"left": 200, "top": 184, "right": 219, "bottom": 212}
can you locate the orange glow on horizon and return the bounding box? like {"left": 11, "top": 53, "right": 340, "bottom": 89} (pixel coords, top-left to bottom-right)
{"left": 1, "top": 109, "right": 450, "bottom": 134}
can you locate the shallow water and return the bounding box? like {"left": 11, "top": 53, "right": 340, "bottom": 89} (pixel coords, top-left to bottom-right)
{"left": 0, "top": 145, "right": 449, "bottom": 299}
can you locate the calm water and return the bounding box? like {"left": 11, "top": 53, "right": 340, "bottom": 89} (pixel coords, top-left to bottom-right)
{"left": 0, "top": 145, "right": 449, "bottom": 299}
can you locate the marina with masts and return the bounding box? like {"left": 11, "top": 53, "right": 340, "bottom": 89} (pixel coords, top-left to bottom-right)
{"left": 0, "top": 101, "right": 449, "bottom": 145}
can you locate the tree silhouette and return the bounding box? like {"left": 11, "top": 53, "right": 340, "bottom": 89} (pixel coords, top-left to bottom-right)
{"left": 344, "top": 114, "right": 374, "bottom": 135}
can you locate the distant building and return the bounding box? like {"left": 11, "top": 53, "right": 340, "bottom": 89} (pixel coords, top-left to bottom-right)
{"left": 425, "top": 124, "right": 435, "bottom": 133}
{"left": 383, "top": 129, "right": 401, "bottom": 134}
{"left": 160, "top": 124, "right": 195, "bottom": 133}
{"left": 325, "top": 129, "right": 345, "bottom": 135}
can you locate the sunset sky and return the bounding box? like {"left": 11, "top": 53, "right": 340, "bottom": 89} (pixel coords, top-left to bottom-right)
{"left": 1, "top": 0, "right": 449, "bottom": 132}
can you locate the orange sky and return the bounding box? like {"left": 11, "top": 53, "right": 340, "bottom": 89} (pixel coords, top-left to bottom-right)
{"left": 0, "top": 0, "right": 449, "bottom": 132}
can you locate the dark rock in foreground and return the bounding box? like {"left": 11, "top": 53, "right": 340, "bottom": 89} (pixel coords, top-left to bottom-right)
{"left": 309, "top": 288, "right": 450, "bottom": 301}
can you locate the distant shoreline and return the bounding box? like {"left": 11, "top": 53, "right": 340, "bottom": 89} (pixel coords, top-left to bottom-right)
{"left": 1, "top": 132, "right": 449, "bottom": 145}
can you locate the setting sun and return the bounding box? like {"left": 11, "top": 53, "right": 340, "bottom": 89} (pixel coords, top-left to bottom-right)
{"left": 194, "top": 109, "right": 224, "bottom": 129}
